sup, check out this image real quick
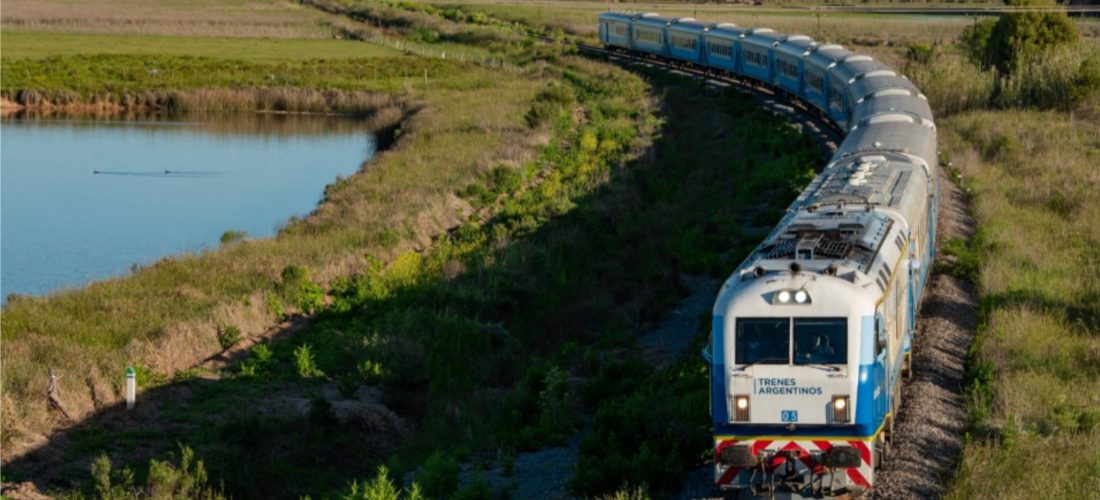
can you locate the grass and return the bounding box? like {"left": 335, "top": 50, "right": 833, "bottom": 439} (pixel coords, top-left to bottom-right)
{"left": 0, "top": 0, "right": 336, "bottom": 38}
{"left": 940, "top": 110, "right": 1100, "bottom": 499}
{"left": 0, "top": 31, "right": 402, "bottom": 61}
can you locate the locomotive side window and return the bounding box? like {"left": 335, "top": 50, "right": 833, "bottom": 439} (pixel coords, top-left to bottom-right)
{"left": 613, "top": 23, "right": 626, "bottom": 36}
{"left": 735, "top": 318, "right": 790, "bottom": 365}
{"left": 793, "top": 318, "right": 847, "bottom": 365}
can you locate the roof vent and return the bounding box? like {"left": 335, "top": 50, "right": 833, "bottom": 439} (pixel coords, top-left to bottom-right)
{"left": 796, "top": 234, "right": 824, "bottom": 260}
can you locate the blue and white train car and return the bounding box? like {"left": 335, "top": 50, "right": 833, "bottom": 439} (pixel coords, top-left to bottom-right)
{"left": 774, "top": 35, "right": 814, "bottom": 95}
{"left": 703, "top": 23, "right": 745, "bottom": 75}
{"left": 667, "top": 18, "right": 708, "bottom": 65}
{"left": 594, "top": 9, "right": 939, "bottom": 497}
{"left": 811, "top": 45, "right": 857, "bottom": 128}
{"left": 739, "top": 28, "right": 781, "bottom": 83}
{"left": 598, "top": 12, "right": 635, "bottom": 50}
{"left": 631, "top": 14, "right": 672, "bottom": 58}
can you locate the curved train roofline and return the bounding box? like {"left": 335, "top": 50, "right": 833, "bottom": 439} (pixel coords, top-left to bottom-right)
{"left": 598, "top": 10, "right": 939, "bottom": 497}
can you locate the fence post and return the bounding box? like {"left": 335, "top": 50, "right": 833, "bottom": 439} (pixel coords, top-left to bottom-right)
{"left": 126, "top": 366, "right": 136, "bottom": 410}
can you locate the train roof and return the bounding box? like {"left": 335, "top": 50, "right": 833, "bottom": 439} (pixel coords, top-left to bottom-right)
{"left": 846, "top": 73, "right": 918, "bottom": 103}
{"left": 742, "top": 28, "right": 785, "bottom": 47}
{"left": 705, "top": 24, "right": 748, "bottom": 40}
{"left": 598, "top": 12, "right": 640, "bottom": 22}
{"left": 734, "top": 151, "right": 930, "bottom": 292}
{"left": 831, "top": 56, "right": 890, "bottom": 84}
{"left": 634, "top": 15, "right": 674, "bottom": 28}
{"left": 668, "top": 18, "right": 708, "bottom": 33}
{"left": 838, "top": 119, "right": 937, "bottom": 165}
{"left": 851, "top": 92, "right": 934, "bottom": 128}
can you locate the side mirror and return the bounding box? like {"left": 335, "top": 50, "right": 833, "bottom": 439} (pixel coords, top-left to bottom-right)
{"left": 701, "top": 345, "right": 713, "bottom": 364}
{"left": 875, "top": 330, "right": 887, "bottom": 357}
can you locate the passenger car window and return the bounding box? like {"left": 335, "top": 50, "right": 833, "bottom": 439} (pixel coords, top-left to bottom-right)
{"left": 793, "top": 318, "right": 847, "bottom": 365}
{"left": 735, "top": 318, "right": 790, "bottom": 364}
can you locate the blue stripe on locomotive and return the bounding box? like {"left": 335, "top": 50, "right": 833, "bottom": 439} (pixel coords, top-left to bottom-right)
{"left": 711, "top": 315, "right": 729, "bottom": 424}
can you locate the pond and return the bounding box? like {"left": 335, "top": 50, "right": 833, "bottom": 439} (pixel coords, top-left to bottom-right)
{"left": 1, "top": 113, "right": 376, "bottom": 302}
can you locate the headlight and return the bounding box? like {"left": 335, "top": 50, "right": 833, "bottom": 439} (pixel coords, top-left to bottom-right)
{"left": 772, "top": 289, "right": 812, "bottom": 304}
{"left": 832, "top": 395, "right": 850, "bottom": 423}
{"left": 734, "top": 395, "right": 750, "bottom": 422}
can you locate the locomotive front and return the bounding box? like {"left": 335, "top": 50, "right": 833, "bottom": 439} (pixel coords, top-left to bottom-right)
{"left": 709, "top": 249, "right": 887, "bottom": 498}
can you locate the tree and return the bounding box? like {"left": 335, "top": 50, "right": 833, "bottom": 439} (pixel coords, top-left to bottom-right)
{"left": 963, "top": 0, "right": 1079, "bottom": 74}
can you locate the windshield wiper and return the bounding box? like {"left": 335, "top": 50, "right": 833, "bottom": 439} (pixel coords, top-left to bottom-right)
{"left": 736, "top": 357, "right": 789, "bottom": 370}
{"left": 800, "top": 363, "right": 842, "bottom": 372}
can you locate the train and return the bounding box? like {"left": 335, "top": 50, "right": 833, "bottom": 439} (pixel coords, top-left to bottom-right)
{"left": 598, "top": 12, "right": 938, "bottom": 498}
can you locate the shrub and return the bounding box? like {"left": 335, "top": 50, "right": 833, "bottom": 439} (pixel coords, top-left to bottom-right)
{"left": 342, "top": 466, "right": 425, "bottom": 500}
{"left": 216, "top": 324, "right": 242, "bottom": 350}
{"left": 238, "top": 344, "right": 275, "bottom": 377}
{"left": 219, "top": 230, "right": 247, "bottom": 245}
{"left": 417, "top": 452, "right": 460, "bottom": 498}
{"left": 266, "top": 294, "right": 286, "bottom": 320}
{"left": 961, "top": 18, "right": 997, "bottom": 69}
{"left": 906, "top": 43, "right": 935, "bottom": 65}
{"left": 964, "top": 3, "right": 1078, "bottom": 74}
{"left": 294, "top": 344, "right": 322, "bottom": 378}
{"left": 280, "top": 265, "right": 325, "bottom": 314}
{"left": 988, "top": 7, "right": 1078, "bottom": 75}
{"left": 92, "top": 446, "right": 225, "bottom": 499}
{"left": 486, "top": 165, "right": 522, "bottom": 195}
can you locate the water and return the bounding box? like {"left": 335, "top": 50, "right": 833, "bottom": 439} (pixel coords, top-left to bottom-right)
{"left": 1, "top": 114, "right": 376, "bottom": 301}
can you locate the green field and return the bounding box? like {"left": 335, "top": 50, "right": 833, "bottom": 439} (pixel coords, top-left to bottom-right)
{"left": 0, "top": 31, "right": 401, "bottom": 60}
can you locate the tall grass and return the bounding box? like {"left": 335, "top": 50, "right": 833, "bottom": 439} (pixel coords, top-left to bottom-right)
{"left": 940, "top": 110, "right": 1100, "bottom": 499}
{"left": 906, "top": 42, "right": 1100, "bottom": 115}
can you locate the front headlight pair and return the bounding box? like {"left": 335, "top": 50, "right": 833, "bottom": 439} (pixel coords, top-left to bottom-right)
{"left": 729, "top": 394, "right": 849, "bottom": 423}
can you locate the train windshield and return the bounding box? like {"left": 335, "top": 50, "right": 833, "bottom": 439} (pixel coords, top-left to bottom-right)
{"left": 793, "top": 318, "right": 847, "bottom": 365}
{"left": 735, "top": 318, "right": 790, "bottom": 364}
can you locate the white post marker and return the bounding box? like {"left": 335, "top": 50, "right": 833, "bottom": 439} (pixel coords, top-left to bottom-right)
{"left": 125, "top": 366, "right": 136, "bottom": 410}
